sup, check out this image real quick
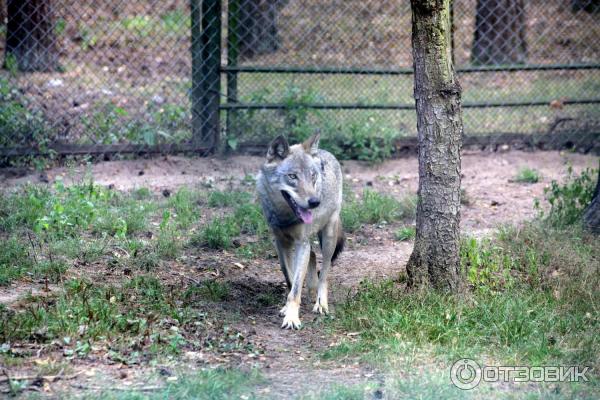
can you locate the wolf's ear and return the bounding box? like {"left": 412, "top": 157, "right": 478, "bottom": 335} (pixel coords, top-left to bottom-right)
{"left": 267, "top": 135, "right": 289, "bottom": 162}
{"left": 302, "top": 131, "right": 321, "bottom": 156}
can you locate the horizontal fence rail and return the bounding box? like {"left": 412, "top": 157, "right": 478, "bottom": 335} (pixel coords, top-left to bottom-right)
{"left": 222, "top": 63, "right": 600, "bottom": 75}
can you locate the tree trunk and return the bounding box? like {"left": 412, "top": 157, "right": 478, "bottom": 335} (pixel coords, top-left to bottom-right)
{"left": 238, "top": 0, "right": 283, "bottom": 60}
{"left": 471, "top": 0, "right": 527, "bottom": 65}
{"left": 583, "top": 168, "right": 600, "bottom": 233}
{"left": 572, "top": 0, "right": 600, "bottom": 13}
{"left": 5, "top": 0, "right": 59, "bottom": 72}
{"left": 407, "top": 0, "right": 463, "bottom": 291}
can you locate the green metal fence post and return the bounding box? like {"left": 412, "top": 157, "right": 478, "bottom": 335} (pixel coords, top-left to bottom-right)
{"left": 226, "top": 0, "right": 240, "bottom": 145}
{"left": 191, "top": 0, "right": 222, "bottom": 151}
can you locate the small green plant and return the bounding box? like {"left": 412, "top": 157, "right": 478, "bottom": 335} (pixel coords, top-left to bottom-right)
{"left": 169, "top": 187, "right": 200, "bottom": 228}
{"left": 539, "top": 166, "right": 597, "bottom": 227}
{"left": 198, "top": 216, "right": 240, "bottom": 250}
{"left": 193, "top": 280, "right": 231, "bottom": 302}
{"left": 460, "top": 237, "right": 513, "bottom": 291}
{"left": 515, "top": 167, "right": 541, "bottom": 183}
{"left": 395, "top": 226, "right": 416, "bottom": 241}
{"left": 156, "top": 210, "right": 181, "bottom": 259}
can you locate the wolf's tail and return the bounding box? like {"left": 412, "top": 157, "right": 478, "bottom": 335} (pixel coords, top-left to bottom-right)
{"left": 331, "top": 221, "right": 345, "bottom": 263}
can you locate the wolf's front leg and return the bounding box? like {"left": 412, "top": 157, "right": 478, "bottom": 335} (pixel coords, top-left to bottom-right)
{"left": 281, "top": 240, "right": 311, "bottom": 330}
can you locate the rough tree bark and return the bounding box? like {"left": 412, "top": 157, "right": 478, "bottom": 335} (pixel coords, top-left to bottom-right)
{"left": 471, "top": 0, "right": 527, "bottom": 65}
{"left": 406, "top": 0, "right": 463, "bottom": 291}
{"left": 4, "top": 0, "right": 59, "bottom": 72}
{"left": 583, "top": 168, "right": 600, "bottom": 233}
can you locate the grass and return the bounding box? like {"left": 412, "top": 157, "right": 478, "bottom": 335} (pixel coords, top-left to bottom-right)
{"left": 197, "top": 216, "right": 241, "bottom": 250}
{"left": 514, "top": 167, "right": 541, "bottom": 183}
{"left": 395, "top": 226, "right": 416, "bottom": 241}
{"left": 207, "top": 190, "right": 253, "bottom": 208}
{"left": 342, "top": 189, "right": 416, "bottom": 232}
{"left": 0, "top": 276, "right": 193, "bottom": 348}
{"left": 326, "top": 168, "right": 600, "bottom": 375}
{"left": 86, "top": 369, "right": 262, "bottom": 400}
{"left": 186, "top": 280, "right": 231, "bottom": 302}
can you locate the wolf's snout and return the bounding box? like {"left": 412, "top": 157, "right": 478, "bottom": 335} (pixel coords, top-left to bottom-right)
{"left": 307, "top": 197, "right": 321, "bottom": 209}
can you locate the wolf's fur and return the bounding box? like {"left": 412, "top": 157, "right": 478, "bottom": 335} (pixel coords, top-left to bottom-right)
{"left": 256, "top": 133, "right": 344, "bottom": 329}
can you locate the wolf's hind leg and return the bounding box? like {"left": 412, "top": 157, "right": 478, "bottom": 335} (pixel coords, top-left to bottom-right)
{"left": 306, "top": 250, "right": 318, "bottom": 302}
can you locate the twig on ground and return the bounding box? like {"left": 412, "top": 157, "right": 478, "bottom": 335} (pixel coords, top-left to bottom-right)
{"left": 70, "top": 383, "right": 165, "bottom": 392}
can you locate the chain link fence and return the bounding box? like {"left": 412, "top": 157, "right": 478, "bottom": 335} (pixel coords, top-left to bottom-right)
{"left": 1, "top": 0, "right": 599, "bottom": 164}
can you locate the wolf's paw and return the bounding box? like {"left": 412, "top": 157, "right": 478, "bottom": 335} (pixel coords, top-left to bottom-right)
{"left": 279, "top": 305, "right": 287, "bottom": 317}
{"left": 281, "top": 303, "right": 301, "bottom": 330}
{"left": 312, "top": 300, "right": 329, "bottom": 315}
{"left": 281, "top": 314, "right": 302, "bottom": 330}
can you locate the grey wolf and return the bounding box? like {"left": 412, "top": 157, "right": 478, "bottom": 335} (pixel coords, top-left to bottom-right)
{"left": 256, "top": 133, "right": 344, "bottom": 329}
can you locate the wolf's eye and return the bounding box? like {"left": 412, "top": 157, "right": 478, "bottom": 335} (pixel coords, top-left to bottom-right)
{"left": 288, "top": 174, "right": 298, "bottom": 180}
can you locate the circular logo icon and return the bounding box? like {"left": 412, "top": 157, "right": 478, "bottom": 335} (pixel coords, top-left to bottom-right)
{"left": 450, "top": 358, "right": 481, "bottom": 390}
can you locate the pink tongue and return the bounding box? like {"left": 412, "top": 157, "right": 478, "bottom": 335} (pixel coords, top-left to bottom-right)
{"left": 298, "top": 208, "right": 313, "bottom": 224}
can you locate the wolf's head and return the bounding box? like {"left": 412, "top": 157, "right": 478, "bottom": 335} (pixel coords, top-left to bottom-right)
{"left": 260, "top": 133, "right": 323, "bottom": 224}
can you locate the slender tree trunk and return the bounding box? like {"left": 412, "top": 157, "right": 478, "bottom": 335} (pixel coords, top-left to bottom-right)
{"left": 407, "top": 0, "right": 463, "bottom": 291}
{"left": 238, "top": 0, "right": 284, "bottom": 60}
{"left": 471, "top": 0, "right": 527, "bottom": 65}
{"left": 572, "top": 0, "right": 600, "bottom": 13}
{"left": 583, "top": 168, "right": 600, "bottom": 233}
{"left": 5, "top": 0, "right": 58, "bottom": 72}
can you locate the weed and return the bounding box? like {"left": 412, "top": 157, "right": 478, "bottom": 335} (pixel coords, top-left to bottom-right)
{"left": 186, "top": 280, "right": 231, "bottom": 302}
{"left": 156, "top": 210, "right": 181, "bottom": 259}
{"left": 460, "top": 236, "right": 513, "bottom": 291}
{"left": 515, "top": 167, "right": 541, "bottom": 183}
{"left": 169, "top": 187, "right": 200, "bottom": 228}
{"left": 198, "top": 216, "right": 240, "bottom": 250}
{"left": 395, "top": 226, "right": 416, "bottom": 241}
{"left": 539, "top": 166, "right": 597, "bottom": 227}
{"left": 256, "top": 291, "right": 280, "bottom": 307}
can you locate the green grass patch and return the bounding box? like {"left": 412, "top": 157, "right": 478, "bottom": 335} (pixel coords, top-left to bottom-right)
{"left": 394, "top": 226, "right": 416, "bottom": 241}
{"left": 327, "top": 222, "right": 599, "bottom": 370}
{"left": 207, "top": 190, "right": 253, "bottom": 208}
{"left": 196, "top": 216, "right": 241, "bottom": 250}
{"left": 514, "top": 167, "right": 541, "bottom": 183}
{"left": 88, "top": 369, "right": 262, "bottom": 400}
{"left": 0, "top": 276, "right": 194, "bottom": 353}
{"left": 0, "top": 237, "right": 33, "bottom": 285}
{"left": 169, "top": 187, "right": 200, "bottom": 228}
{"left": 538, "top": 165, "right": 597, "bottom": 228}
{"left": 185, "top": 280, "right": 231, "bottom": 302}
{"left": 342, "top": 189, "right": 416, "bottom": 232}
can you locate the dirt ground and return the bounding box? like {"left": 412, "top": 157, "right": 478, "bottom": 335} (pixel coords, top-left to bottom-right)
{"left": 0, "top": 150, "right": 598, "bottom": 398}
